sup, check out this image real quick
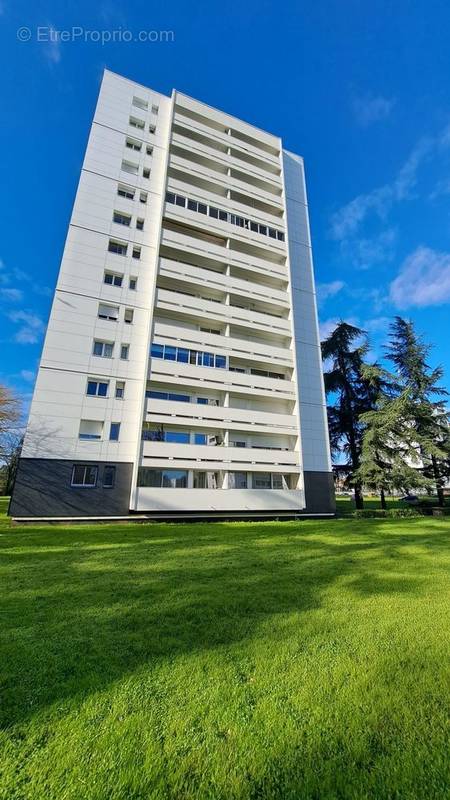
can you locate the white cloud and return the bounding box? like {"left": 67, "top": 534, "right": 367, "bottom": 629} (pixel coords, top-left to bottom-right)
{"left": 20, "top": 370, "right": 35, "bottom": 382}
{"left": 328, "top": 126, "right": 450, "bottom": 271}
{"left": 8, "top": 311, "right": 45, "bottom": 344}
{"left": 352, "top": 93, "right": 395, "bottom": 127}
{"left": 316, "top": 280, "right": 345, "bottom": 304}
{"left": 364, "top": 316, "right": 392, "bottom": 333}
{"left": 43, "top": 25, "right": 62, "bottom": 65}
{"left": 340, "top": 228, "right": 397, "bottom": 270}
{"left": 389, "top": 246, "right": 450, "bottom": 309}
{"left": 0, "top": 287, "right": 23, "bottom": 302}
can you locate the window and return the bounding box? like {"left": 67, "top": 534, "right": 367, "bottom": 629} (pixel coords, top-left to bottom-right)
{"left": 164, "top": 345, "right": 176, "bottom": 361}
{"left": 176, "top": 348, "right": 189, "bottom": 363}
{"left": 253, "top": 472, "right": 271, "bottom": 489}
{"left": 151, "top": 343, "right": 164, "bottom": 359}
{"left": 109, "top": 422, "right": 120, "bottom": 441}
{"left": 209, "top": 207, "right": 219, "bottom": 219}
{"left": 113, "top": 211, "right": 131, "bottom": 227}
{"left": 98, "top": 303, "right": 119, "bottom": 321}
{"left": 200, "top": 327, "right": 221, "bottom": 335}
{"left": 124, "top": 308, "right": 134, "bottom": 324}
{"left": 115, "top": 381, "right": 125, "bottom": 399}
{"left": 121, "top": 160, "right": 139, "bottom": 175}
{"left": 103, "top": 465, "right": 116, "bottom": 488}
{"left": 126, "top": 138, "right": 141, "bottom": 152}
{"left": 151, "top": 104, "right": 159, "bottom": 115}
{"left": 149, "top": 123, "right": 156, "bottom": 134}
{"left": 137, "top": 468, "right": 188, "bottom": 488}
{"left": 187, "top": 198, "right": 197, "bottom": 211}
{"left": 86, "top": 380, "right": 109, "bottom": 397}
{"left": 143, "top": 167, "right": 151, "bottom": 179}
{"left": 132, "top": 246, "right": 141, "bottom": 259}
{"left": 232, "top": 441, "right": 246, "bottom": 448}
{"left": 215, "top": 355, "right": 226, "bottom": 369}
{"left": 146, "top": 390, "right": 190, "bottom": 402}
{"left": 104, "top": 272, "right": 123, "bottom": 287}
{"left": 129, "top": 277, "right": 137, "bottom": 291}
{"left": 194, "top": 433, "right": 207, "bottom": 445}
{"left": 250, "top": 221, "right": 258, "bottom": 232}
{"left": 198, "top": 203, "right": 207, "bottom": 215}
{"left": 118, "top": 185, "right": 135, "bottom": 200}
{"left": 140, "top": 191, "right": 148, "bottom": 203}
{"left": 259, "top": 224, "right": 267, "bottom": 236}
{"left": 277, "top": 231, "right": 285, "bottom": 241}
{"left": 136, "top": 218, "right": 144, "bottom": 230}
{"left": 193, "top": 471, "right": 218, "bottom": 489}
{"left": 93, "top": 340, "right": 114, "bottom": 358}
{"left": 129, "top": 116, "right": 145, "bottom": 130}
{"left": 234, "top": 472, "right": 248, "bottom": 489}
{"left": 71, "top": 464, "right": 98, "bottom": 487}
{"left": 219, "top": 209, "right": 228, "bottom": 221}
{"left": 79, "top": 420, "right": 103, "bottom": 441}
{"left": 196, "top": 398, "right": 208, "bottom": 405}
{"left": 120, "top": 344, "right": 129, "bottom": 360}
{"left": 108, "top": 239, "right": 127, "bottom": 256}
{"left": 132, "top": 96, "right": 148, "bottom": 110}
{"left": 166, "top": 431, "right": 190, "bottom": 444}
{"left": 166, "top": 192, "right": 176, "bottom": 204}
{"left": 175, "top": 194, "right": 186, "bottom": 208}
{"left": 268, "top": 228, "right": 277, "bottom": 239}
{"left": 146, "top": 145, "right": 153, "bottom": 156}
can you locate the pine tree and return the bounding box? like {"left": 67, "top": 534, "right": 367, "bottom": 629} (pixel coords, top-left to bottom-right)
{"left": 355, "top": 365, "right": 431, "bottom": 507}
{"left": 321, "top": 321, "right": 375, "bottom": 509}
{"left": 385, "top": 317, "right": 450, "bottom": 506}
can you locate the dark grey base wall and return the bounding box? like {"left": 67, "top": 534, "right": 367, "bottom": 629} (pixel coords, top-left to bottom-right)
{"left": 303, "top": 471, "right": 336, "bottom": 514}
{"left": 9, "top": 459, "right": 133, "bottom": 517}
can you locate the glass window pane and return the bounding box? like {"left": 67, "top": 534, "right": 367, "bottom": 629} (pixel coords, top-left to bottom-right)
{"left": 151, "top": 343, "right": 164, "bottom": 358}
{"left": 168, "top": 393, "right": 190, "bottom": 402}
{"left": 218, "top": 209, "right": 228, "bottom": 221}
{"left": 215, "top": 355, "right": 226, "bottom": 369}
{"left": 272, "top": 474, "right": 283, "bottom": 489}
{"left": 176, "top": 348, "right": 189, "bottom": 363}
{"left": 103, "top": 466, "right": 116, "bottom": 488}
{"left": 253, "top": 472, "right": 271, "bottom": 489}
{"left": 164, "top": 346, "right": 177, "bottom": 361}
{"left": 198, "top": 203, "right": 207, "bottom": 214}
{"left": 162, "top": 470, "right": 188, "bottom": 488}
{"left": 87, "top": 381, "right": 97, "bottom": 396}
{"left": 93, "top": 342, "right": 103, "bottom": 356}
{"left": 196, "top": 398, "right": 208, "bottom": 405}
{"left": 166, "top": 431, "right": 190, "bottom": 444}
{"left": 187, "top": 199, "right": 198, "bottom": 211}
{"left": 138, "top": 468, "right": 162, "bottom": 487}
{"left": 175, "top": 195, "right": 186, "bottom": 207}
{"left": 98, "top": 383, "right": 108, "bottom": 397}
{"left": 234, "top": 472, "right": 247, "bottom": 489}
{"left": 166, "top": 192, "right": 176, "bottom": 204}
{"left": 209, "top": 207, "right": 219, "bottom": 218}
{"left": 109, "top": 423, "right": 120, "bottom": 441}
{"left": 148, "top": 391, "right": 168, "bottom": 400}
{"left": 194, "top": 433, "right": 207, "bottom": 445}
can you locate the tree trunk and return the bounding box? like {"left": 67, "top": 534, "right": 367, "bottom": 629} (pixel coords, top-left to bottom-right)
{"left": 354, "top": 485, "right": 364, "bottom": 509}
{"left": 380, "top": 487, "right": 387, "bottom": 510}
{"left": 431, "top": 455, "right": 445, "bottom": 507}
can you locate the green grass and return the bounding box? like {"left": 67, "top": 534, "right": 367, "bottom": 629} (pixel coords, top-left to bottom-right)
{"left": 1, "top": 499, "right": 450, "bottom": 799}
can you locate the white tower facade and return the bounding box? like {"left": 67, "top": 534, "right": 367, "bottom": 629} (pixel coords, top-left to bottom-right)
{"left": 11, "top": 70, "right": 334, "bottom": 519}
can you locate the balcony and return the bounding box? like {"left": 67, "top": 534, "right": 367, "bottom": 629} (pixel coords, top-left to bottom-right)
{"left": 144, "top": 396, "right": 298, "bottom": 435}
{"left": 170, "top": 130, "right": 283, "bottom": 191}
{"left": 153, "top": 321, "right": 292, "bottom": 367}
{"left": 155, "top": 288, "right": 291, "bottom": 336}
{"left": 140, "top": 439, "right": 301, "bottom": 470}
{"left": 158, "top": 257, "right": 289, "bottom": 306}
{"left": 159, "top": 226, "right": 288, "bottom": 281}
{"left": 148, "top": 357, "right": 296, "bottom": 399}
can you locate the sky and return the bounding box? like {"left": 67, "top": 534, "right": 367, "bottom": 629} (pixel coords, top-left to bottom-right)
{"left": 1, "top": 0, "right": 450, "bottom": 417}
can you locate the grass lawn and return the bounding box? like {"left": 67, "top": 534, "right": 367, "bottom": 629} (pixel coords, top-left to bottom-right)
{"left": 1, "top": 497, "right": 450, "bottom": 799}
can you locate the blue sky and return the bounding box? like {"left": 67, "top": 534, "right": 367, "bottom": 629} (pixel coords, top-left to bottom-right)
{"left": 1, "top": 0, "right": 450, "bottom": 415}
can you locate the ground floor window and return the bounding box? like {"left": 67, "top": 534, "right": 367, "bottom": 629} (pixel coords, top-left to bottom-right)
{"left": 193, "top": 471, "right": 219, "bottom": 489}
{"left": 137, "top": 468, "right": 188, "bottom": 488}
{"left": 71, "top": 465, "right": 98, "bottom": 487}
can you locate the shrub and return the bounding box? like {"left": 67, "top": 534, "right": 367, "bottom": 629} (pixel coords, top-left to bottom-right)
{"left": 353, "top": 508, "right": 425, "bottom": 519}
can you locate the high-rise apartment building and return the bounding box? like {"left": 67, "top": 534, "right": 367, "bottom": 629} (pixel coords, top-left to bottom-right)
{"left": 10, "top": 70, "right": 335, "bottom": 519}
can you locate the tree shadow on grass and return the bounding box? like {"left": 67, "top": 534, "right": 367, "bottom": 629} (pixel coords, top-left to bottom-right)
{"left": 1, "top": 518, "right": 449, "bottom": 729}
